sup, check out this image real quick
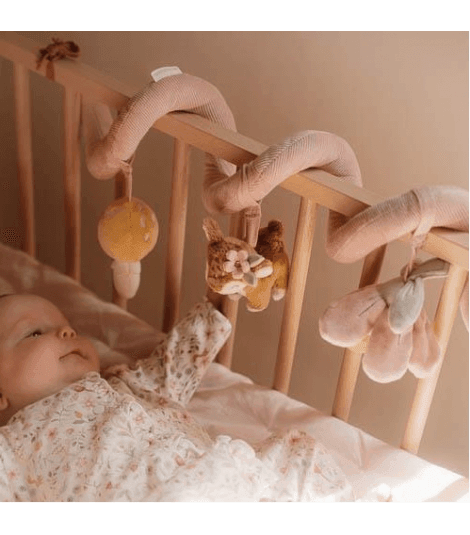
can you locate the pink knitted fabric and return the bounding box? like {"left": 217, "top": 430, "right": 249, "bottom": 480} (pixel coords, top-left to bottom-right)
{"left": 82, "top": 72, "right": 363, "bottom": 242}
{"left": 83, "top": 73, "right": 236, "bottom": 182}
{"left": 202, "top": 129, "right": 362, "bottom": 214}
{"left": 326, "top": 185, "right": 469, "bottom": 263}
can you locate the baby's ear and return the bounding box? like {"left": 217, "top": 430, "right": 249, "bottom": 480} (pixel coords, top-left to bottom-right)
{"left": 203, "top": 218, "right": 224, "bottom": 243}
{"left": 0, "top": 392, "right": 9, "bottom": 411}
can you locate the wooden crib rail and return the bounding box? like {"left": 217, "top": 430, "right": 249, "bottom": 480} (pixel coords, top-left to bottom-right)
{"left": 1, "top": 32, "right": 468, "bottom": 457}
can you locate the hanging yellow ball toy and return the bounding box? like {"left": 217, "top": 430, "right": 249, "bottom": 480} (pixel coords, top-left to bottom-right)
{"left": 98, "top": 196, "right": 158, "bottom": 299}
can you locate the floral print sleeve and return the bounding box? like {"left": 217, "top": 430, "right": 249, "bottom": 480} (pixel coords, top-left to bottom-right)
{"left": 104, "top": 301, "right": 232, "bottom": 407}
{"left": 0, "top": 447, "right": 13, "bottom": 501}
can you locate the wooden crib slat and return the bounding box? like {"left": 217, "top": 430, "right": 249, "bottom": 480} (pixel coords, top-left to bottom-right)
{"left": 162, "top": 139, "right": 191, "bottom": 332}
{"left": 401, "top": 263, "right": 468, "bottom": 454}
{"left": 63, "top": 88, "right": 82, "bottom": 282}
{"left": 12, "top": 63, "right": 35, "bottom": 257}
{"left": 216, "top": 213, "right": 242, "bottom": 368}
{"left": 217, "top": 297, "right": 240, "bottom": 368}
{"left": 357, "top": 244, "right": 388, "bottom": 289}
{"left": 331, "top": 344, "right": 366, "bottom": 422}
{"left": 332, "top": 245, "right": 387, "bottom": 421}
{"left": 273, "top": 198, "right": 318, "bottom": 394}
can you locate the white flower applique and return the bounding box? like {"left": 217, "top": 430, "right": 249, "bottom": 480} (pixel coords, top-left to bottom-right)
{"left": 223, "top": 249, "right": 251, "bottom": 280}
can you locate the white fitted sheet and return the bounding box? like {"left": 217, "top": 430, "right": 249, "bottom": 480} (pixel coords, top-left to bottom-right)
{"left": 1, "top": 242, "right": 468, "bottom": 502}
{"left": 189, "top": 363, "right": 469, "bottom": 502}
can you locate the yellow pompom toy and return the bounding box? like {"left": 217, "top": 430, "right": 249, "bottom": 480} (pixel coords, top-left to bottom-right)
{"left": 98, "top": 197, "right": 158, "bottom": 299}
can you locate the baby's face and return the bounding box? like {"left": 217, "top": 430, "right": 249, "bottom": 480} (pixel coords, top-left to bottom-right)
{"left": 0, "top": 294, "right": 100, "bottom": 421}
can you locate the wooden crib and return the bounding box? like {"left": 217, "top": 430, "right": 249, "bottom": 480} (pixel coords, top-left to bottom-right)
{"left": 0, "top": 31, "right": 467, "bottom": 462}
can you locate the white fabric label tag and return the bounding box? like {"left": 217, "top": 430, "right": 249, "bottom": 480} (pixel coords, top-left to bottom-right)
{"left": 151, "top": 66, "right": 183, "bottom": 82}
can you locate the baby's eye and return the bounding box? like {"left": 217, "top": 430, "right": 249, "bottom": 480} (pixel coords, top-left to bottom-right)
{"left": 27, "top": 329, "right": 43, "bottom": 338}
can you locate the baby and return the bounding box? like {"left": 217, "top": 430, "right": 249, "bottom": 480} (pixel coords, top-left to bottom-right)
{"left": 0, "top": 293, "right": 352, "bottom": 502}
{"left": 0, "top": 293, "right": 101, "bottom": 426}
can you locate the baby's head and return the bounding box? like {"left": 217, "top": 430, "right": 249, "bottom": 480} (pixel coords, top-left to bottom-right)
{"left": 0, "top": 293, "right": 100, "bottom": 426}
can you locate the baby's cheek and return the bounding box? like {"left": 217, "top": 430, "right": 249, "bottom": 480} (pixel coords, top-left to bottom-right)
{"left": 13, "top": 362, "right": 61, "bottom": 401}
{"left": 82, "top": 339, "right": 101, "bottom": 369}
{"left": 20, "top": 353, "right": 56, "bottom": 380}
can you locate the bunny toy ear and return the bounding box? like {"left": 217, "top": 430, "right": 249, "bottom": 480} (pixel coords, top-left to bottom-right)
{"left": 202, "top": 217, "right": 225, "bottom": 243}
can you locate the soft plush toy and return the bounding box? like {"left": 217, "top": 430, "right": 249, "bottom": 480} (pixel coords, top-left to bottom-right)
{"left": 97, "top": 196, "right": 158, "bottom": 299}
{"left": 202, "top": 218, "right": 289, "bottom": 312}
{"left": 319, "top": 258, "right": 448, "bottom": 383}
{"left": 249, "top": 220, "right": 290, "bottom": 311}
{"left": 82, "top": 66, "right": 237, "bottom": 300}
{"left": 319, "top": 185, "right": 469, "bottom": 383}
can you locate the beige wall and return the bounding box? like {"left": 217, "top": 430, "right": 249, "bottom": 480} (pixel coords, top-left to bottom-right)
{"left": 0, "top": 31, "right": 468, "bottom": 476}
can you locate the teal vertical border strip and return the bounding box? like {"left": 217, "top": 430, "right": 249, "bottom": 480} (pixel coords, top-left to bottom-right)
{"left": 0, "top": 0, "right": 469, "bottom": 31}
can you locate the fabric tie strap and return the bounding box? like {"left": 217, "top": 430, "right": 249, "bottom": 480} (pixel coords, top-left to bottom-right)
{"left": 402, "top": 187, "right": 437, "bottom": 281}
{"left": 36, "top": 38, "right": 81, "bottom": 81}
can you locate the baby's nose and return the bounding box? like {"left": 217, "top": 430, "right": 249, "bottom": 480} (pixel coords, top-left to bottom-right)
{"left": 57, "top": 326, "right": 77, "bottom": 339}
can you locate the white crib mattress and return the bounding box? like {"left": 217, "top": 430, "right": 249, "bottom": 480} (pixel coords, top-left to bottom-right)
{"left": 189, "top": 363, "right": 469, "bottom": 502}
{"left": 1, "top": 242, "right": 468, "bottom": 502}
